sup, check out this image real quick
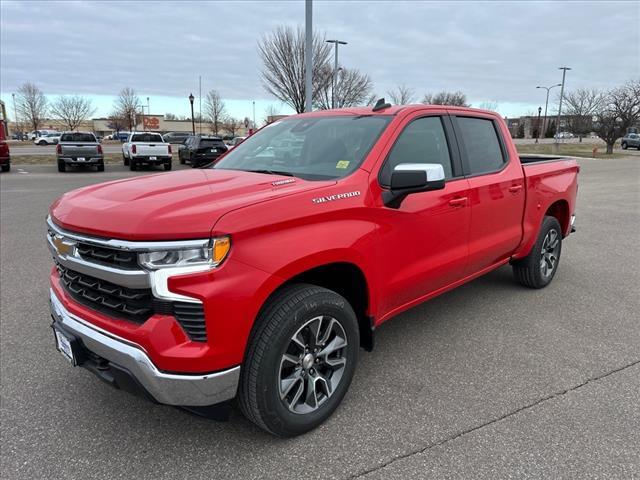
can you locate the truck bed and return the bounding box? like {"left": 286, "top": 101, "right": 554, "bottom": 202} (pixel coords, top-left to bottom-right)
{"left": 519, "top": 154, "right": 565, "bottom": 164}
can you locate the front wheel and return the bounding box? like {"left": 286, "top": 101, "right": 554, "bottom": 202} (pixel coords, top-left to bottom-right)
{"left": 238, "top": 284, "right": 359, "bottom": 437}
{"left": 621, "top": 142, "right": 628, "bottom": 150}
{"left": 512, "top": 216, "right": 562, "bottom": 288}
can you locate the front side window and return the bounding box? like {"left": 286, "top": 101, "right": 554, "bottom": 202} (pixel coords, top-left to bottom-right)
{"left": 380, "top": 116, "right": 453, "bottom": 186}
{"left": 456, "top": 117, "right": 505, "bottom": 175}
{"left": 214, "top": 116, "right": 391, "bottom": 180}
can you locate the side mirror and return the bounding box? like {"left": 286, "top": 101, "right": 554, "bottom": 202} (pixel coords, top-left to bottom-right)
{"left": 383, "top": 163, "right": 446, "bottom": 208}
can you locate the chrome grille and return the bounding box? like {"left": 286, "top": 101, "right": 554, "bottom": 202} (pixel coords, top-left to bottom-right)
{"left": 76, "top": 243, "right": 139, "bottom": 270}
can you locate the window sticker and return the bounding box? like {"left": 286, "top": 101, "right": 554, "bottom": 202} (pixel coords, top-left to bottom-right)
{"left": 336, "top": 160, "right": 350, "bottom": 169}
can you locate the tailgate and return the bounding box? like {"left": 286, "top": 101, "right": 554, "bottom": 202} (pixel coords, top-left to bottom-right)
{"left": 61, "top": 144, "right": 99, "bottom": 156}
{"left": 135, "top": 144, "right": 170, "bottom": 156}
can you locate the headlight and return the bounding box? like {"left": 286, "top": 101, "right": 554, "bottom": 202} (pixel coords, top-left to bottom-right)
{"left": 138, "top": 236, "right": 231, "bottom": 270}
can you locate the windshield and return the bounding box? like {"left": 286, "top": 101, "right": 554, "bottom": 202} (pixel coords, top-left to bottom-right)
{"left": 213, "top": 115, "right": 391, "bottom": 180}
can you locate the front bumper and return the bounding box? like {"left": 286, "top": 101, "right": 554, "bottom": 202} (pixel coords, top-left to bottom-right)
{"left": 50, "top": 289, "right": 240, "bottom": 406}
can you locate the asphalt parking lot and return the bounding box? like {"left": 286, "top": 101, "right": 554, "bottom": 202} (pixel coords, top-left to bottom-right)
{"left": 1, "top": 158, "right": 639, "bottom": 479}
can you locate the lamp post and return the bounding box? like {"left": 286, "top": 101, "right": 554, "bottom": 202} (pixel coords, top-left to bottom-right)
{"left": 326, "top": 39, "right": 347, "bottom": 109}
{"left": 536, "top": 83, "right": 561, "bottom": 140}
{"left": 11, "top": 93, "right": 19, "bottom": 139}
{"left": 555, "top": 66, "right": 571, "bottom": 145}
{"left": 536, "top": 106, "right": 542, "bottom": 143}
{"left": 189, "top": 93, "right": 195, "bottom": 135}
{"left": 304, "top": 0, "right": 313, "bottom": 113}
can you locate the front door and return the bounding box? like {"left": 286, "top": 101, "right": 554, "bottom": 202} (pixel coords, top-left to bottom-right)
{"left": 373, "top": 113, "right": 471, "bottom": 317}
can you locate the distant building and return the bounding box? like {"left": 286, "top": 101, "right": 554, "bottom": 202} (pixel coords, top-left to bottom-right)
{"left": 505, "top": 114, "right": 592, "bottom": 139}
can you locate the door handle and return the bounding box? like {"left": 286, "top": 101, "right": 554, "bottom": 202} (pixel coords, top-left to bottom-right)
{"left": 508, "top": 185, "right": 523, "bottom": 193}
{"left": 449, "top": 197, "right": 468, "bottom": 207}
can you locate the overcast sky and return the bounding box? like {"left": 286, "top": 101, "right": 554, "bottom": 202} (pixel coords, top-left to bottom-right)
{"left": 1, "top": 0, "right": 638, "bottom": 120}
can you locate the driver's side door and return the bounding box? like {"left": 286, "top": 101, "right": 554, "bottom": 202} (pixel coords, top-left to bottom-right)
{"left": 374, "top": 113, "right": 471, "bottom": 317}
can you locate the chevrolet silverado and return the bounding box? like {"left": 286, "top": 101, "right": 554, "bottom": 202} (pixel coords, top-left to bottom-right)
{"left": 47, "top": 103, "right": 579, "bottom": 436}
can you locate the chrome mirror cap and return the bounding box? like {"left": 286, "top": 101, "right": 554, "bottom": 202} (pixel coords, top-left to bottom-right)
{"left": 393, "top": 163, "right": 445, "bottom": 182}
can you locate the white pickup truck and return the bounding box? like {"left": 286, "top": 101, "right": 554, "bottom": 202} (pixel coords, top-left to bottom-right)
{"left": 122, "top": 132, "right": 172, "bottom": 171}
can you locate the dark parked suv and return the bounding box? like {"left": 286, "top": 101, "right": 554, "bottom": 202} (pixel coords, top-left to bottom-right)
{"left": 621, "top": 133, "right": 640, "bottom": 150}
{"left": 178, "top": 135, "right": 228, "bottom": 167}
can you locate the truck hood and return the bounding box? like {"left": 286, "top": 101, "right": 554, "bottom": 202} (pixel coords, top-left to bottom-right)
{"left": 50, "top": 169, "right": 334, "bottom": 240}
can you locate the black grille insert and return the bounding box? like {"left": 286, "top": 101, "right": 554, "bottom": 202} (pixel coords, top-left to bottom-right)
{"left": 56, "top": 264, "right": 207, "bottom": 341}
{"left": 76, "top": 243, "right": 139, "bottom": 270}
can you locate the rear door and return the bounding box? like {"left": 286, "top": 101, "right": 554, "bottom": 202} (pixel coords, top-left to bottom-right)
{"left": 374, "top": 111, "right": 471, "bottom": 315}
{"left": 450, "top": 113, "right": 525, "bottom": 275}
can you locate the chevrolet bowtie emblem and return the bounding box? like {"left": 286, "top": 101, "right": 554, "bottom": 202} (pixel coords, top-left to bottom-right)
{"left": 53, "top": 235, "right": 75, "bottom": 256}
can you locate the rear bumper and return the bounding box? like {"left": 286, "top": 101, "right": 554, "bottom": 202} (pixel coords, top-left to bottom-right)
{"left": 50, "top": 289, "right": 240, "bottom": 406}
{"left": 59, "top": 157, "right": 103, "bottom": 164}
{"left": 131, "top": 156, "right": 171, "bottom": 163}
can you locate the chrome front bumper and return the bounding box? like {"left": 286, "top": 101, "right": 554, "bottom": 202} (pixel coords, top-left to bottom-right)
{"left": 50, "top": 289, "right": 240, "bottom": 406}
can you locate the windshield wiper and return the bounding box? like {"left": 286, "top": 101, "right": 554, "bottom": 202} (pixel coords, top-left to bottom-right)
{"left": 245, "top": 169, "right": 295, "bottom": 177}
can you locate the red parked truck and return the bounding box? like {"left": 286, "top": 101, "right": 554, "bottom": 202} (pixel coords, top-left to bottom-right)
{"left": 47, "top": 103, "right": 578, "bottom": 436}
{"left": 0, "top": 119, "right": 10, "bottom": 172}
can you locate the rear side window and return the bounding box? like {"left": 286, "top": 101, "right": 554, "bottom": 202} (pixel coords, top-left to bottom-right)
{"left": 60, "top": 133, "right": 96, "bottom": 142}
{"left": 131, "top": 133, "right": 163, "bottom": 143}
{"left": 456, "top": 117, "right": 505, "bottom": 175}
{"left": 380, "top": 116, "right": 453, "bottom": 186}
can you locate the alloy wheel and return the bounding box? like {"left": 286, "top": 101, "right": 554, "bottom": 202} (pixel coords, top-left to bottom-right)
{"left": 278, "top": 315, "right": 348, "bottom": 414}
{"left": 540, "top": 228, "right": 560, "bottom": 277}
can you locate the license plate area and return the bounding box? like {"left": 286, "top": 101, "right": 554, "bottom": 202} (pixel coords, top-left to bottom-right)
{"left": 77, "top": 157, "right": 86, "bottom": 162}
{"left": 149, "top": 156, "right": 157, "bottom": 160}
{"left": 54, "top": 328, "right": 75, "bottom": 364}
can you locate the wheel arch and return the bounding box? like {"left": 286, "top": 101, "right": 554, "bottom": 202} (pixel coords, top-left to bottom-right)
{"left": 545, "top": 199, "right": 570, "bottom": 236}
{"left": 252, "top": 261, "right": 374, "bottom": 353}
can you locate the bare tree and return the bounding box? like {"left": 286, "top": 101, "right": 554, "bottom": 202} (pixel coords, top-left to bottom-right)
{"left": 114, "top": 87, "right": 141, "bottom": 131}
{"left": 258, "top": 25, "right": 332, "bottom": 113}
{"left": 477, "top": 101, "right": 499, "bottom": 112}
{"left": 50, "top": 95, "right": 96, "bottom": 131}
{"left": 204, "top": 90, "right": 226, "bottom": 134}
{"left": 561, "top": 88, "right": 605, "bottom": 142}
{"left": 315, "top": 66, "right": 374, "bottom": 110}
{"left": 593, "top": 79, "right": 640, "bottom": 154}
{"left": 223, "top": 117, "right": 243, "bottom": 137}
{"left": 263, "top": 104, "right": 280, "bottom": 125}
{"left": 387, "top": 84, "right": 415, "bottom": 105}
{"left": 15, "top": 82, "right": 48, "bottom": 131}
{"left": 107, "top": 111, "right": 127, "bottom": 133}
{"left": 422, "top": 91, "right": 469, "bottom": 106}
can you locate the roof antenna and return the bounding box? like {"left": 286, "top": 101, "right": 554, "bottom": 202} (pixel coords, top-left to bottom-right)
{"left": 372, "top": 98, "right": 391, "bottom": 112}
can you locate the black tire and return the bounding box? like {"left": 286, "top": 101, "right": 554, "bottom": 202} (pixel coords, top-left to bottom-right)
{"left": 179, "top": 155, "right": 185, "bottom": 165}
{"left": 238, "top": 284, "right": 359, "bottom": 437}
{"left": 513, "top": 216, "right": 562, "bottom": 289}
{"left": 129, "top": 160, "right": 137, "bottom": 171}
{"left": 621, "top": 142, "right": 627, "bottom": 150}
{"left": 57, "top": 161, "right": 66, "bottom": 173}
{"left": 38, "top": 140, "right": 47, "bottom": 146}
{"left": 1, "top": 163, "right": 10, "bottom": 172}
{"left": 164, "top": 161, "right": 172, "bottom": 171}
{"left": 123, "top": 153, "right": 129, "bottom": 166}
{"left": 97, "top": 163, "right": 104, "bottom": 172}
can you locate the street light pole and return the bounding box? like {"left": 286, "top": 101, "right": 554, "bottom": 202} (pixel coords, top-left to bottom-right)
{"left": 536, "top": 106, "right": 542, "bottom": 144}
{"left": 11, "top": 93, "right": 18, "bottom": 138}
{"left": 326, "top": 39, "right": 347, "bottom": 109}
{"left": 304, "top": 0, "right": 313, "bottom": 113}
{"left": 555, "top": 67, "right": 571, "bottom": 145}
{"left": 252, "top": 101, "right": 256, "bottom": 130}
{"left": 189, "top": 93, "right": 195, "bottom": 135}
{"left": 536, "top": 83, "right": 561, "bottom": 139}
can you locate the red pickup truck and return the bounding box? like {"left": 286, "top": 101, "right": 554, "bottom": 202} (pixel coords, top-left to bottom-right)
{"left": 47, "top": 104, "right": 578, "bottom": 436}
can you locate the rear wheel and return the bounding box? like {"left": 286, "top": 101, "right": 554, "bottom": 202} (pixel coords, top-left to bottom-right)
{"left": 239, "top": 284, "right": 359, "bottom": 437}
{"left": 1, "top": 163, "right": 10, "bottom": 172}
{"left": 38, "top": 140, "right": 47, "bottom": 146}
{"left": 513, "top": 216, "right": 562, "bottom": 289}
{"left": 164, "top": 161, "right": 172, "bottom": 171}
{"left": 57, "top": 161, "right": 66, "bottom": 173}
{"left": 621, "top": 142, "right": 628, "bottom": 150}
{"left": 97, "top": 163, "right": 104, "bottom": 172}
{"left": 129, "top": 160, "right": 137, "bottom": 171}
{"left": 123, "top": 153, "right": 129, "bottom": 166}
